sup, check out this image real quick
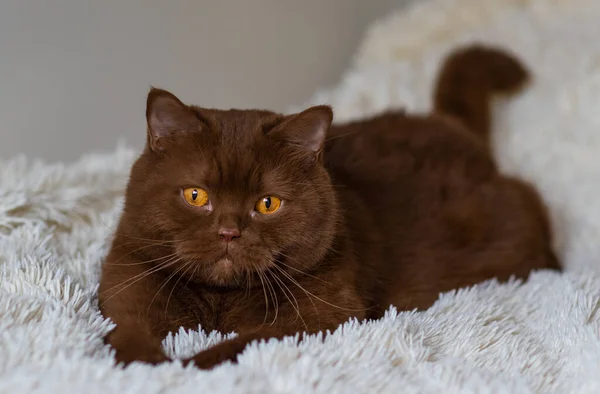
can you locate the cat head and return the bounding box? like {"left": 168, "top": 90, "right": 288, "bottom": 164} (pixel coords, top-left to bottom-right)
{"left": 119, "top": 88, "right": 339, "bottom": 287}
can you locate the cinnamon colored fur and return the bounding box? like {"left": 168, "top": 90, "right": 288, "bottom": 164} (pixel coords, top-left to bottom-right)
{"left": 99, "top": 44, "right": 560, "bottom": 369}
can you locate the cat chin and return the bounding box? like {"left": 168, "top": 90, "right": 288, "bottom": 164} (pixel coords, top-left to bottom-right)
{"left": 184, "top": 255, "right": 270, "bottom": 288}
{"left": 204, "top": 258, "right": 236, "bottom": 285}
{"left": 190, "top": 262, "right": 241, "bottom": 288}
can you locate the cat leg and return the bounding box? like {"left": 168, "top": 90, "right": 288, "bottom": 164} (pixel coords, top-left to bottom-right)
{"left": 183, "top": 326, "right": 297, "bottom": 369}
{"left": 104, "top": 313, "right": 169, "bottom": 365}
{"left": 99, "top": 258, "right": 175, "bottom": 366}
{"left": 184, "top": 287, "right": 364, "bottom": 369}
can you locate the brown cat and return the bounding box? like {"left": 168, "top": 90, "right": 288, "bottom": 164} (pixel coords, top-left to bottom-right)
{"left": 99, "top": 44, "right": 560, "bottom": 369}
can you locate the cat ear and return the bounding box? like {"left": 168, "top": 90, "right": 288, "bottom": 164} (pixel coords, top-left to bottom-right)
{"left": 269, "top": 105, "right": 333, "bottom": 156}
{"left": 145, "top": 87, "right": 200, "bottom": 152}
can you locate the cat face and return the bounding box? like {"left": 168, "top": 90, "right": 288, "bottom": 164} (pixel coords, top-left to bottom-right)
{"left": 121, "top": 89, "right": 338, "bottom": 287}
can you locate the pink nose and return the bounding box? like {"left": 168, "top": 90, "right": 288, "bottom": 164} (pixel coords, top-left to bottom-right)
{"left": 219, "top": 227, "right": 241, "bottom": 242}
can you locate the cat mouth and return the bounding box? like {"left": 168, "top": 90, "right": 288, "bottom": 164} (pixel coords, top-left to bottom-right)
{"left": 206, "top": 256, "right": 236, "bottom": 284}
{"left": 178, "top": 246, "right": 275, "bottom": 287}
{"left": 218, "top": 250, "right": 234, "bottom": 263}
{"left": 215, "top": 257, "right": 233, "bottom": 269}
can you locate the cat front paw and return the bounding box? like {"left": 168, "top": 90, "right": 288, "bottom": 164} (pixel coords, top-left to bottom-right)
{"left": 108, "top": 334, "right": 170, "bottom": 366}
{"left": 114, "top": 345, "right": 170, "bottom": 366}
{"left": 184, "top": 342, "right": 244, "bottom": 369}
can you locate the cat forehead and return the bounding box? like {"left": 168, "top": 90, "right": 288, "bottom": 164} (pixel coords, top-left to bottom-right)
{"left": 155, "top": 107, "right": 303, "bottom": 189}
{"left": 204, "top": 145, "right": 290, "bottom": 187}
{"left": 173, "top": 130, "right": 290, "bottom": 188}
{"left": 195, "top": 107, "right": 282, "bottom": 135}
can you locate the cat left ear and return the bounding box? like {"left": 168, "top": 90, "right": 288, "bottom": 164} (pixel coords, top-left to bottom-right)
{"left": 269, "top": 105, "right": 333, "bottom": 157}
{"left": 146, "top": 87, "right": 200, "bottom": 152}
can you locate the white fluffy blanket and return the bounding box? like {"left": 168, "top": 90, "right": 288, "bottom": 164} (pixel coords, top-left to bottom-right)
{"left": 2, "top": 0, "right": 600, "bottom": 392}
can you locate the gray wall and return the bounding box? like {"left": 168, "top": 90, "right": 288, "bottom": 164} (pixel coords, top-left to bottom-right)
{"left": 0, "top": 0, "right": 404, "bottom": 162}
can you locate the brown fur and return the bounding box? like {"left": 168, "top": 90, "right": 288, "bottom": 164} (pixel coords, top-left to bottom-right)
{"left": 98, "top": 44, "right": 560, "bottom": 369}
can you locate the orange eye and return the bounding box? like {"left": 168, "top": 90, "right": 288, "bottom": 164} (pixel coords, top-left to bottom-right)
{"left": 255, "top": 196, "right": 281, "bottom": 215}
{"left": 183, "top": 187, "right": 209, "bottom": 207}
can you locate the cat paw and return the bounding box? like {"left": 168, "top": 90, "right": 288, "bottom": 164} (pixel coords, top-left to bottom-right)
{"left": 112, "top": 342, "right": 170, "bottom": 366}
{"left": 184, "top": 343, "right": 242, "bottom": 370}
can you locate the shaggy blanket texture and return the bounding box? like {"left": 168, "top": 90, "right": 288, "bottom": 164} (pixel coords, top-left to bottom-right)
{"left": 2, "top": 0, "right": 600, "bottom": 392}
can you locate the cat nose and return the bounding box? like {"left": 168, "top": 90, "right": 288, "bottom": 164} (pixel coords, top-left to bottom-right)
{"left": 219, "top": 227, "right": 241, "bottom": 242}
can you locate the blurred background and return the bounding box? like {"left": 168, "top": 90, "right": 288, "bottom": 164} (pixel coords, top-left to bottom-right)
{"left": 0, "top": 0, "right": 407, "bottom": 162}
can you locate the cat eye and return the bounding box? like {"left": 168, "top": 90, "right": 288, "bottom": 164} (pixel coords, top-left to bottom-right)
{"left": 255, "top": 196, "right": 282, "bottom": 215}
{"left": 182, "top": 187, "right": 209, "bottom": 207}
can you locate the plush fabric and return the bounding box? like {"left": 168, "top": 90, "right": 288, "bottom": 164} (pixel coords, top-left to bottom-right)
{"left": 2, "top": 0, "right": 600, "bottom": 392}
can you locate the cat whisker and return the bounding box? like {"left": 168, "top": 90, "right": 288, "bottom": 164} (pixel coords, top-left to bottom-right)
{"left": 243, "top": 267, "right": 252, "bottom": 299}
{"left": 103, "top": 247, "right": 180, "bottom": 266}
{"left": 262, "top": 271, "right": 279, "bottom": 327}
{"left": 182, "top": 264, "right": 200, "bottom": 290}
{"left": 272, "top": 264, "right": 370, "bottom": 313}
{"left": 111, "top": 237, "right": 180, "bottom": 248}
{"left": 99, "top": 255, "right": 182, "bottom": 306}
{"left": 268, "top": 270, "right": 308, "bottom": 332}
{"left": 107, "top": 240, "right": 178, "bottom": 256}
{"left": 257, "top": 271, "right": 270, "bottom": 327}
{"left": 146, "top": 257, "right": 185, "bottom": 314}
{"left": 268, "top": 270, "right": 299, "bottom": 321}
{"left": 165, "top": 260, "right": 195, "bottom": 315}
{"left": 271, "top": 264, "right": 320, "bottom": 326}
{"left": 274, "top": 252, "right": 331, "bottom": 285}
{"left": 97, "top": 217, "right": 182, "bottom": 245}
{"left": 99, "top": 253, "right": 179, "bottom": 295}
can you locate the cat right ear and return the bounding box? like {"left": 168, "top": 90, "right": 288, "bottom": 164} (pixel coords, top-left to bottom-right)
{"left": 268, "top": 105, "right": 333, "bottom": 160}
{"left": 146, "top": 87, "right": 200, "bottom": 152}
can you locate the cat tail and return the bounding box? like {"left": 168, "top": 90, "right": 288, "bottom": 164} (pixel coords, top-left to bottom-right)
{"left": 433, "top": 44, "right": 529, "bottom": 148}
